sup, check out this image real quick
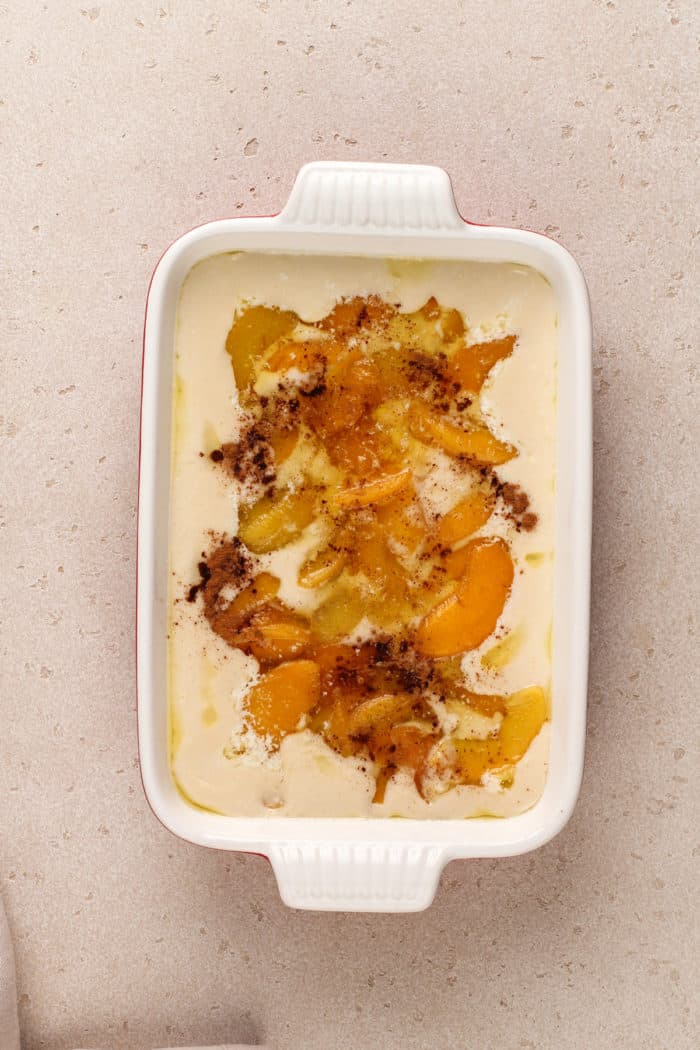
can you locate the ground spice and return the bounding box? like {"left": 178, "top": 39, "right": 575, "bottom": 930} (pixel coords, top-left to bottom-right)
{"left": 487, "top": 471, "right": 539, "bottom": 532}
{"left": 189, "top": 538, "right": 254, "bottom": 634}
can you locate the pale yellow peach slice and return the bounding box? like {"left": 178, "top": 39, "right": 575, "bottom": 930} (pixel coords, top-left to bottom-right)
{"left": 348, "top": 693, "right": 415, "bottom": 733}
{"left": 238, "top": 488, "right": 316, "bottom": 554}
{"left": 311, "top": 586, "right": 365, "bottom": 642}
{"left": 499, "top": 686, "right": 547, "bottom": 762}
{"left": 298, "top": 545, "right": 347, "bottom": 589}
{"left": 422, "top": 685, "right": 547, "bottom": 788}
{"left": 225, "top": 305, "right": 298, "bottom": 391}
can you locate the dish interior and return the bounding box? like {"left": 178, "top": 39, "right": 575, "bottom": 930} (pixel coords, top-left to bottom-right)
{"left": 167, "top": 252, "right": 559, "bottom": 820}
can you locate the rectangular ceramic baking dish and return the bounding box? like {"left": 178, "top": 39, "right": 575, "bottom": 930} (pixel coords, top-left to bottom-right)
{"left": 138, "top": 161, "right": 591, "bottom": 912}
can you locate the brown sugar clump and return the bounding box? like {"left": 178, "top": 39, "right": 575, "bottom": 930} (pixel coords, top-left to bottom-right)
{"left": 488, "top": 474, "right": 539, "bottom": 532}
{"left": 193, "top": 538, "right": 254, "bottom": 617}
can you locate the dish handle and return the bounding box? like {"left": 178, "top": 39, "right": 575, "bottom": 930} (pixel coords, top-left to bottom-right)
{"left": 266, "top": 842, "right": 448, "bottom": 913}
{"left": 277, "top": 161, "right": 465, "bottom": 233}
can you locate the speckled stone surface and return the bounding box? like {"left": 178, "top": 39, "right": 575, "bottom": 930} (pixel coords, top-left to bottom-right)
{"left": 2, "top": 2, "right": 698, "bottom": 1048}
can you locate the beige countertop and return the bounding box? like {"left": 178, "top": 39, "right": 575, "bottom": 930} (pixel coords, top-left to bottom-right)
{"left": 2, "top": 2, "right": 698, "bottom": 1048}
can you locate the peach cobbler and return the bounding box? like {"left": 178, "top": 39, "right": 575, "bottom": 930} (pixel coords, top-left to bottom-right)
{"left": 168, "top": 254, "right": 557, "bottom": 818}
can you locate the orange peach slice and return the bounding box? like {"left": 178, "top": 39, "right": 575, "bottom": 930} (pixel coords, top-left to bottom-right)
{"left": 439, "top": 307, "right": 466, "bottom": 343}
{"left": 371, "top": 766, "right": 393, "bottom": 805}
{"left": 239, "top": 605, "right": 312, "bottom": 665}
{"left": 225, "top": 572, "right": 280, "bottom": 622}
{"left": 225, "top": 305, "right": 298, "bottom": 391}
{"left": 332, "top": 469, "right": 411, "bottom": 510}
{"left": 245, "top": 659, "right": 320, "bottom": 744}
{"left": 375, "top": 483, "right": 428, "bottom": 555}
{"left": 458, "top": 690, "right": 507, "bottom": 718}
{"left": 442, "top": 544, "right": 472, "bottom": 580}
{"left": 205, "top": 572, "right": 282, "bottom": 646}
{"left": 409, "top": 402, "right": 517, "bottom": 465}
{"left": 415, "top": 537, "right": 514, "bottom": 657}
{"left": 268, "top": 426, "right": 299, "bottom": 465}
{"left": 320, "top": 700, "right": 356, "bottom": 757}
{"left": 447, "top": 335, "right": 515, "bottom": 393}
{"left": 316, "top": 295, "right": 396, "bottom": 335}
{"left": 413, "top": 297, "right": 465, "bottom": 342}
{"left": 303, "top": 353, "right": 383, "bottom": 440}
{"left": 327, "top": 421, "right": 397, "bottom": 476}
{"left": 453, "top": 738, "right": 501, "bottom": 785}
{"left": 266, "top": 339, "right": 326, "bottom": 373}
{"left": 436, "top": 489, "right": 495, "bottom": 546}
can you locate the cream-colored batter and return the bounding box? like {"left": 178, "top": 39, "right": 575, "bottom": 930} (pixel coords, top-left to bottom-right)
{"left": 168, "top": 253, "right": 557, "bottom": 818}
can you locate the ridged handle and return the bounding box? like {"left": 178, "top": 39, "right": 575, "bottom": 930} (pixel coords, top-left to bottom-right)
{"left": 278, "top": 161, "right": 464, "bottom": 233}
{"left": 267, "top": 843, "right": 447, "bottom": 912}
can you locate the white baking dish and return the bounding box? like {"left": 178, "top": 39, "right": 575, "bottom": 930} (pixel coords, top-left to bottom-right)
{"left": 138, "top": 161, "right": 591, "bottom": 912}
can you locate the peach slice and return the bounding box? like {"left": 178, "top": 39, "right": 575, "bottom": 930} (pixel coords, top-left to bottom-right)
{"left": 420, "top": 734, "right": 500, "bottom": 793}
{"left": 325, "top": 419, "right": 397, "bottom": 476}
{"left": 332, "top": 469, "right": 412, "bottom": 510}
{"left": 499, "top": 686, "right": 547, "bottom": 762}
{"left": 442, "top": 544, "right": 472, "bottom": 580}
{"left": 319, "top": 700, "right": 356, "bottom": 757}
{"left": 415, "top": 297, "right": 465, "bottom": 342}
{"left": 238, "top": 605, "right": 312, "bottom": 665}
{"left": 384, "top": 298, "right": 465, "bottom": 357}
{"left": 316, "top": 295, "right": 396, "bottom": 335}
{"left": 374, "top": 483, "right": 428, "bottom": 555}
{"left": 268, "top": 426, "right": 299, "bottom": 466}
{"left": 225, "top": 572, "right": 280, "bottom": 622}
{"left": 458, "top": 690, "right": 507, "bottom": 718}
{"left": 436, "top": 489, "right": 495, "bottom": 546}
{"left": 225, "top": 305, "right": 298, "bottom": 391}
{"left": 244, "top": 659, "right": 320, "bottom": 744}
{"left": 204, "top": 569, "right": 282, "bottom": 648}
{"left": 447, "top": 335, "right": 515, "bottom": 393}
{"left": 453, "top": 738, "right": 502, "bottom": 785}
{"left": 414, "top": 296, "right": 465, "bottom": 341}
{"left": 311, "top": 585, "right": 365, "bottom": 642}
{"left": 417, "top": 296, "right": 441, "bottom": 320}
{"left": 415, "top": 537, "right": 514, "bottom": 657}
{"left": 302, "top": 352, "right": 383, "bottom": 441}
{"left": 441, "top": 685, "right": 547, "bottom": 785}
{"left": 371, "top": 766, "right": 393, "bottom": 805}
{"left": 348, "top": 693, "right": 416, "bottom": 734}
{"left": 266, "top": 339, "right": 326, "bottom": 373}
{"left": 238, "top": 488, "right": 316, "bottom": 554}
{"left": 298, "top": 544, "right": 347, "bottom": 589}
{"left": 409, "top": 402, "right": 517, "bottom": 465}
{"left": 347, "top": 520, "right": 408, "bottom": 605}
{"left": 376, "top": 723, "right": 440, "bottom": 803}
{"left": 439, "top": 307, "right": 466, "bottom": 344}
